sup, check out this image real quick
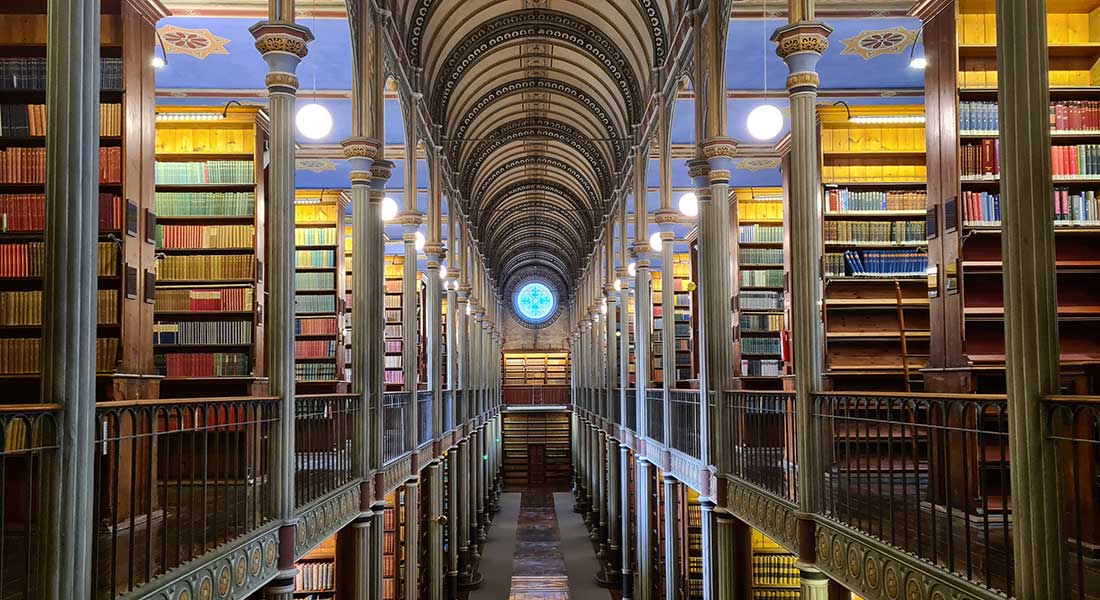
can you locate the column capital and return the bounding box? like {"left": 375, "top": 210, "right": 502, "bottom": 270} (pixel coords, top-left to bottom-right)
{"left": 369, "top": 159, "right": 394, "bottom": 191}
{"left": 771, "top": 22, "right": 832, "bottom": 94}
{"left": 700, "top": 137, "right": 738, "bottom": 181}
{"left": 424, "top": 243, "right": 446, "bottom": 266}
{"left": 602, "top": 282, "right": 616, "bottom": 296}
{"left": 250, "top": 21, "right": 313, "bottom": 94}
{"left": 341, "top": 137, "right": 381, "bottom": 185}
{"left": 687, "top": 158, "right": 711, "bottom": 188}
{"left": 653, "top": 208, "right": 679, "bottom": 235}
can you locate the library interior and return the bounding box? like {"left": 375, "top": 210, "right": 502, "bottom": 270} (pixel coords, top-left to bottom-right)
{"left": 2, "top": 0, "right": 1097, "bottom": 599}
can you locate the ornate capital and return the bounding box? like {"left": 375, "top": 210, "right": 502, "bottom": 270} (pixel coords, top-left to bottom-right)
{"left": 341, "top": 137, "right": 380, "bottom": 185}
{"left": 653, "top": 208, "right": 679, "bottom": 233}
{"left": 771, "top": 22, "right": 832, "bottom": 59}
{"left": 396, "top": 211, "right": 424, "bottom": 230}
{"left": 250, "top": 22, "right": 313, "bottom": 58}
{"left": 423, "top": 242, "right": 446, "bottom": 263}
{"left": 687, "top": 158, "right": 711, "bottom": 186}
{"left": 369, "top": 160, "right": 394, "bottom": 190}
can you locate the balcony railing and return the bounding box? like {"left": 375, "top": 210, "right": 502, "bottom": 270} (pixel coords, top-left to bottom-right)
{"left": 294, "top": 394, "right": 359, "bottom": 508}
{"left": 728, "top": 390, "right": 797, "bottom": 502}
{"left": 417, "top": 390, "right": 433, "bottom": 447}
{"left": 383, "top": 392, "right": 410, "bottom": 463}
{"left": 646, "top": 389, "right": 664, "bottom": 444}
{"left": 669, "top": 390, "right": 701, "bottom": 459}
{"left": 0, "top": 405, "right": 59, "bottom": 599}
{"left": 611, "top": 388, "right": 622, "bottom": 426}
{"left": 1047, "top": 395, "right": 1100, "bottom": 600}
{"left": 442, "top": 390, "right": 454, "bottom": 432}
{"left": 625, "top": 389, "right": 637, "bottom": 432}
{"left": 92, "top": 396, "right": 278, "bottom": 598}
{"left": 815, "top": 392, "right": 1013, "bottom": 596}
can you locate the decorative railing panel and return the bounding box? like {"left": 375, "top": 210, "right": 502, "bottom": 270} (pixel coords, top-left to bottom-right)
{"left": 417, "top": 390, "right": 433, "bottom": 447}
{"left": 92, "top": 397, "right": 278, "bottom": 598}
{"left": 294, "top": 394, "right": 359, "bottom": 508}
{"left": 669, "top": 390, "right": 701, "bottom": 459}
{"left": 383, "top": 392, "right": 410, "bottom": 463}
{"left": 611, "top": 388, "right": 622, "bottom": 426}
{"left": 646, "top": 389, "right": 664, "bottom": 444}
{"left": 1047, "top": 395, "right": 1100, "bottom": 600}
{"left": 727, "top": 390, "right": 797, "bottom": 502}
{"left": 0, "top": 405, "right": 58, "bottom": 599}
{"left": 625, "top": 389, "right": 637, "bottom": 432}
{"left": 442, "top": 390, "right": 454, "bottom": 432}
{"left": 815, "top": 392, "right": 1013, "bottom": 596}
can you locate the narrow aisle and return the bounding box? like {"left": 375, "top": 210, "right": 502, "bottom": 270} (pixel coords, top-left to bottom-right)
{"left": 470, "top": 492, "right": 521, "bottom": 599}
{"left": 553, "top": 492, "right": 617, "bottom": 600}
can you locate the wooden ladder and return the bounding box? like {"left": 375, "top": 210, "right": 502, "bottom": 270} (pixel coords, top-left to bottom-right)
{"left": 895, "top": 280, "right": 926, "bottom": 392}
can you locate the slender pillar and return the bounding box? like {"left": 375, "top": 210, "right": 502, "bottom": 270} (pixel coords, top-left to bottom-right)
{"left": 633, "top": 146, "right": 653, "bottom": 438}
{"left": 42, "top": 0, "right": 103, "bottom": 594}
{"left": 400, "top": 127, "right": 423, "bottom": 397}
{"left": 688, "top": 159, "right": 717, "bottom": 468}
{"left": 606, "top": 436, "right": 622, "bottom": 585}
{"left": 995, "top": 0, "right": 1067, "bottom": 595}
{"left": 404, "top": 478, "right": 420, "bottom": 600}
{"left": 335, "top": 516, "right": 372, "bottom": 600}
{"left": 715, "top": 511, "right": 735, "bottom": 597}
{"left": 368, "top": 161, "right": 393, "bottom": 600}
{"left": 370, "top": 508, "right": 385, "bottom": 600}
{"left": 446, "top": 446, "right": 459, "bottom": 598}
{"left": 634, "top": 459, "right": 654, "bottom": 600}
{"left": 663, "top": 475, "right": 681, "bottom": 600}
{"left": 426, "top": 147, "right": 444, "bottom": 439}
{"left": 428, "top": 460, "right": 444, "bottom": 600}
{"left": 773, "top": 8, "right": 832, "bottom": 518}
{"left": 456, "top": 438, "right": 471, "bottom": 581}
{"left": 699, "top": 501, "right": 717, "bottom": 600}
{"left": 797, "top": 566, "right": 830, "bottom": 600}
{"left": 620, "top": 445, "right": 634, "bottom": 599}
{"left": 656, "top": 97, "right": 677, "bottom": 442}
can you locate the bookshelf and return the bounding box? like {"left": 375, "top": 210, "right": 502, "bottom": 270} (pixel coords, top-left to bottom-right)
{"left": 734, "top": 187, "right": 791, "bottom": 390}
{"left": 346, "top": 247, "right": 405, "bottom": 390}
{"left": 503, "top": 351, "right": 570, "bottom": 387}
{"left": 0, "top": 0, "right": 166, "bottom": 401}
{"left": 818, "top": 104, "right": 930, "bottom": 392}
{"left": 919, "top": 0, "right": 1100, "bottom": 395}
{"left": 295, "top": 537, "right": 336, "bottom": 599}
{"left": 153, "top": 105, "right": 268, "bottom": 398}
{"left": 501, "top": 409, "right": 571, "bottom": 487}
{"left": 294, "top": 189, "right": 347, "bottom": 392}
{"left": 679, "top": 488, "right": 703, "bottom": 599}
{"left": 651, "top": 255, "right": 693, "bottom": 386}
{"left": 383, "top": 491, "right": 399, "bottom": 600}
{"left": 750, "top": 529, "right": 799, "bottom": 599}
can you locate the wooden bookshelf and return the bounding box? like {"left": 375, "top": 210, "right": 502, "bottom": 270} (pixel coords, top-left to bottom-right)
{"left": 501, "top": 409, "right": 571, "bottom": 487}
{"left": 750, "top": 529, "right": 799, "bottom": 599}
{"left": 651, "top": 255, "right": 693, "bottom": 386}
{"left": 294, "top": 189, "right": 347, "bottom": 392}
{"left": 734, "top": 187, "right": 791, "bottom": 390}
{"left": 382, "top": 491, "right": 399, "bottom": 600}
{"left": 679, "top": 488, "right": 704, "bottom": 599}
{"left": 0, "top": 0, "right": 166, "bottom": 402}
{"left": 153, "top": 105, "right": 268, "bottom": 398}
{"left": 818, "top": 104, "right": 930, "bottom": 392}
{"left": 503, "top": 351, "right": 570, "bottom": 387}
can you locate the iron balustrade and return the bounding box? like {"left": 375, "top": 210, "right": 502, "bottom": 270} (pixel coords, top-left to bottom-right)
{"left": 727, "top": 390, "right": 798, "bottom": 503}
{"left": 417, "top": 390, "right": 433, "bottom": 447}
{"left": 382, "top": 392, "right": 410, "bottom": 464}
{"left": 646, "top": 389, "right": 665, "bottom": 444}
{"left": 294, "top": 394, "right": 359, "bottom": 509}
{"left": 442, "top": 390, "right": 454, "bottom": 432}
{"left": 1046, "top": 395, "right": 1100, "bottom": 600}
{"left": 92, "top": 396, "right": 278, "bottom": 599}
{"left": 611, "top": 388, "right": 622, "bottom": 426}
{"left": 669, "top": 390, "right": 701, "bottom": 459}
{"left": 625, "top": 389, "right": 637, "bottom": 432}
{"left": 0, "top": 405, "right": 58, "bottom": 600}
{"left": 815, "top": 392, "right": 1013, "bottom": 596}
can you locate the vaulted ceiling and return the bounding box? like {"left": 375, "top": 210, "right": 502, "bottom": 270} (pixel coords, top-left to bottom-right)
{"left": 395, "top": 0, "right": 675, "bottom": 297}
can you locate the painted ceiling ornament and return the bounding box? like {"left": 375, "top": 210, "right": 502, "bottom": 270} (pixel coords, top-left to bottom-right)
{"left": 840, "top": 26, "right": 918, "bottom": 60}
{"left": 296, "top": 158, "right": 338, "bottom": 173}
{"left": 737, "top": 157, "right": 781, "bottom": 171}
{"left": 157, "top": 24, "right": 231, "bottom": 59}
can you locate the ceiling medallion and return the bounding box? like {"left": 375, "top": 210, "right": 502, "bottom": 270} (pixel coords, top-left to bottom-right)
{"left": 840, "top": 26, "right": 918, "bottom": 60}
{"left": 737, "top": 158, "right": 781, "bottom": 171}
{"left": 296, "top": 158, "right": 338, "bottom": 173}
{"left": 157, "top": 25, "right": 231, "bottom": 60}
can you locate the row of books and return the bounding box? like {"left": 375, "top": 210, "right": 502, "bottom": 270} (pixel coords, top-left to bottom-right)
{"left": 156, "top": 224, "right": 255, "bottom": 250}
{"left": 825, "top": 188, "right": 926, "bottom": 213}
{"left": 740, "top": 313, "right": 784, "bottom": 332}
{"left": 155, "top": 160, "right": 255, "bottom": 185}
{"left": 960, "top": 100, "right": 1100, "bottom": 134}
{"left": 296, "top": 227, "right": 337, "bottom": 246}
{"left": 0, "top": 104, "right": 122, "bottom": 137}
{"left": 296, "top": 272, "right": 335, "bottom": 291}
{"left": 741, "top": 290, "right": 783, "bottom": 310}
{"left": 0, "top": 242, "right": 117, "bottom": 278}
{"left": 384, "top": 370, "right": 404, "bottom": 384}
{"left": 823, "top": 221, "right": 925, "bottom": 244}
{"left": 383, "top": 295, "right": 402, "bottom": 308}
{"left": 158, "top": 255, "right": 255, "bottom": 281}
{"left": 964, "top": 189, "right": 1100, "bottom": 225}
{"left": 741, "top": 359, "right": 783, "bottom": 377}
{"left": 155, "top": 192, "right": 256, "bottom": 217}
{"left": 741, "top": 248, "right": 784, "bottom": 266}
{"left": 384, "top": 355, "right": 402, "bottom": 369}
{"left": 152, "top": 320, "right": 252, "bottom": 346}
{"left": 155, "top": 287, "right": 254, "bottom": 312}
{"left": 750, "top": 591, "right": 799, "bottom": 599}
{"left": 295, "top": 340, "right": 337, "bottom": 359}
{"left": 385, "top": 340, "right": 402, "bottom": 353}
{"left": 294, "top": 559, "right": 333, "bottom": 591}
{"left": 752, "top": 553, "right": 799, "bottom": 587}
{"left": 0, "top": 338, "right": 117, "bottom": 374}
{"left": 739, "top": 225, "right": 783, "bottom": 243}
{"left": 297, "top": 250, "right": 335, "bottom": 268}
{"left": 0, "top": 58, "right": 123, "bottom": 91}
{"left": 0, "top": 147, "right": 120, "bottom": 184}
{"left": 297, "top": 295, "right": 335, "bottom": 314}
{"left": 825, "top": 250, "right": 928, "bottom": 278}
{"left": 155, "top": 352, "right": 250, "bottom": 377}
{"left": 296, "top": 317, "right": 338, "bottom": 336}
{"left": 384, "top": 324, "right": 402, "bottom": 338}
{"left": 0, "top": 193, "right": 122, "bottom": 233}
{"left": 384, "top": 280, "right": 402, "bottom": 294}
{"left": 742, "top": 337, "right": 782, "bottom": 356}
{"left": 741, "top": 269, "right": 785, "bottom": 288}
{"left": 0, "top": 289, "right": 117, "bottom": 326}
{"left": 384, "top": 308, "right": 402, "bottom": 322}
{"left": 297, "top": 363, "right": 338, "bottom": 381}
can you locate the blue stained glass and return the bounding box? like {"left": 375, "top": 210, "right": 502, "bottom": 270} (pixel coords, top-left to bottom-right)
{"left": 515, "top": 281, "right": 556, "bottom": 323}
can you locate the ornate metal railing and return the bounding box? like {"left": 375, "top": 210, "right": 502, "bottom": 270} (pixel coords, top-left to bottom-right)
{"left": 442, "top": 390, "right": 454, "bottom": 432}
{"left": 382, "top": 392, "right": 410, "bottom": 463}
{"left": 417, "top": 390, "right": 433, "bottom": 447}
{"left": 669, "top": 390, "right": 701, "bottom": 459}
{"left": 815, "top": 392, "right": 1013, "bottom": 596}
{"left": 294, "top": 394, "right": 359, "bottom": 508}
{"left": 727, "top": 390, "right": 797, "bottom": 502}
{"left": 0, "top": 405, "right": 59, "bottom": 599}
{"left": 92, "top": 396, "right": 278, "bottom": 598}
{"left": 625, "top": 389, "right": 637, "bottom": 432}
{"left": 611, "top": 388, "right": 622, "bottom": 426}
{"left": 1046, "top": 395, "right": 1100, "bottom": 600}
{"left": 646, "top": 389, "right": 664, "bottom": 444}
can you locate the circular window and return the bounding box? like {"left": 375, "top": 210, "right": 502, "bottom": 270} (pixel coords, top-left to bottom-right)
{"left": 513, "top": 281, "right": 557, "bottom": 324}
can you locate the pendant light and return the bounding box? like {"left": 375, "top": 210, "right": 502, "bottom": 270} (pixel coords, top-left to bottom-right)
{"left": 381, "top": 196, "right": 399, "bottom": 221}
{"left": 746, "top": 1, "right": 783, "bottom": 141}
{"left": 296, "top": 2, "right": 332, "bottom": 140}
{"left": 678, "top": 192, "right": 698, "bottom": 217}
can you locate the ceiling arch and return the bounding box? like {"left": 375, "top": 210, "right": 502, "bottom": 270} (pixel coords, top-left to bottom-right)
{"left": 396, "top": 0, "right": 672, "bottom": 294}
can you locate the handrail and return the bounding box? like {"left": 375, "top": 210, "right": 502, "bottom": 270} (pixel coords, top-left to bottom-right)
{"left": 1046, "top": 394, "right": 1100, "bottom": 404}
{"left": 814, "top": 390, "right": 1007, "bottom": 401}
{"left": 96, "top": 395, "right": 279, "bottom": 408}
{"left": 0, "top": 402, "right": 62, "bottom": 413}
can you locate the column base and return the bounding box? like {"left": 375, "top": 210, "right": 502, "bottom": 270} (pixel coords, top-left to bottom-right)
{"left": 459, "top": 571, "right": 484, "bottom": 591}
{"left": 596, "top": 569, "right": 622, "bottom": 588}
